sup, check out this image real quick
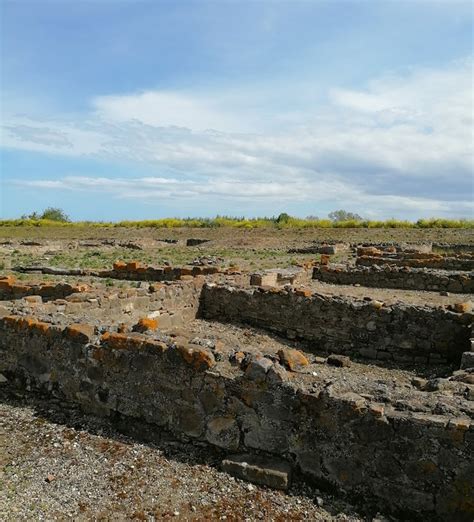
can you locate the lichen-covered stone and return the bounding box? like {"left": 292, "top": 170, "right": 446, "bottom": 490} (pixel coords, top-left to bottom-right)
{"left": 277, "top": 348, "right": 309, "bottom": 371}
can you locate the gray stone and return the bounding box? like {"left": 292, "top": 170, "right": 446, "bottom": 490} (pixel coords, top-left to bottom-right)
{"left": 221, "top": 454, "right": 292, "bottom": 490}
{"left": 206, "top": 416, "right": 240, "bottom": 451}
{"left": 460, "top": 351, "right": 474, "bottom": 370}
{"left": 327, "top": 354, "right": 351, "bottom": 367}
{"left": 245, "top": 356, "right": 273, "bottom": 381}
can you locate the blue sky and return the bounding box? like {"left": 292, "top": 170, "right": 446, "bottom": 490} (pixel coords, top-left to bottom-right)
{"left": 1, "top": 0, "right": 473, "bottom": 220}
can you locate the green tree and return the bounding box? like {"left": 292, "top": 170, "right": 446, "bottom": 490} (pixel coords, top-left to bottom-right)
{"left": 276, "top": 212, "right": 291, "bottom": 224}
{"left": 328, "top": 209, "right": 363, "bottom": 222}
{"left": 40, "top": 207, "right": 70, "bottom": 221}
{"left": 24, "top": 207, "right": 71, "bottom": 222}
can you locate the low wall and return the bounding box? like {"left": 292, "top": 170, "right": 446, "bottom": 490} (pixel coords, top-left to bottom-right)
{"left": 356, "top": 253, "right": 474, "bottom": 271}
{"left": 3, "top": 280, "right": 203, "bottom": 331}
{"left": 14, "top": 263, "right": 221, "bottom": 282}
{"left": 0, "top": 315, "right": 472, "bottom": 520}
{"left": 312, "top": 265, "right": 474, "bottom": 294}
{"left": 0, "top": 275, "right": 89, "bottom": 300}
{"left": 199, "top": 285, "right": 472, "bottom": 364}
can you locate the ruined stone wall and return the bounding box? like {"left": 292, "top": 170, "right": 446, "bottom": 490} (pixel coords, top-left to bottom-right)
{"left": 199, "top": 285, "right": 471, "bottom": 364}
{"left": 9, "top": 280, "right": 204, "bottom": 331}
{"left": 0, "top": 275, "right": 88, "bottom": 300}
{"left": 0, "top": 316, "right": 472, "bottom": 520}
{"left": 356, "top": 253, "right": 474, "bottom": 271}
{"left": 103, "top": 261, "right": 220, "bottom": 281}
{"left": 312, "top": 265, "right": 474, "bottom": 293}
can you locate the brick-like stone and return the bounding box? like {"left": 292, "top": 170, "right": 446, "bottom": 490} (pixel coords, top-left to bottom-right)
{"left": 277, "top": 348, "right": 309, "bottom": 371}
{"left": 221, "top": 454, "right": 292, "bottom": 490}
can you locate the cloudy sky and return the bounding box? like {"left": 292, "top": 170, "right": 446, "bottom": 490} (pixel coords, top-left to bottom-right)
{"left": 0, "top": 1, "right": 472, "bottom": 220}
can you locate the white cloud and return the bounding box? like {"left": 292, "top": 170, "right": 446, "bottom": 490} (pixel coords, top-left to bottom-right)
{"left": 2, "top": 58, "right": 473, "bottom": 218}
{"left": 93, "top": 91, "right": 245, "bottom": 132}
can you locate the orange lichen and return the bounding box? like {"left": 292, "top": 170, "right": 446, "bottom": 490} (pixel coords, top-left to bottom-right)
{"left": 295, "top": 288, "right": 312, "bottom": 298}
{"left": 113, "top": 260, "right": 127, "bottom": 271}
{"left": 277, "top": 348, "right": 309, "bottom": 371}
{"left": 102, "top": 332, "right": 145, "bottom": 351}
{"left": 126, "top": 261, "right": 143, "bottom": 271}
{"left": 65, "top": 324, "right": 95, "bottom": 343}
{"left": 133, "top": 317, "right": 158, "bottom": 332}
{"left": 176, "top": 343, "right": 215, "bottom": 371}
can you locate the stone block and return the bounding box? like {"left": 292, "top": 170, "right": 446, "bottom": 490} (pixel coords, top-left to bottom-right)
{"left": 206, "top": 416, "right": 240, "bottom": 450}
{"left": 65, "top": 324, "right": 95, "bottom": 343}
{"left": 176, "top": 343, "right": 216, "bottom": 371}
{"left": 327, "top": 354, "right": 351, "bottom": 367}
{"left": 277, "top": 348, "right": 309, "bottom": 371}
{"left": 221, "top": 454, "right": 292, "bottom": 490}
{"left": 126, "top": 261, "right": 142, "bottom": 271}
{"left": 460, "top": 351, "right": 474, "bottom": 370}
{"left": 245, "top": 356, "right": 273, "bottom": 381}
{"left": 133, "top": 317, "right": 158, "bottom": 332}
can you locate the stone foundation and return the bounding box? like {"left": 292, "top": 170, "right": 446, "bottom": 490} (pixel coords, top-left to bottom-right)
{"left": 356, "top": 252, "right": 474, "bottom": 271}
{"left": 312, "top": 265, "right": 474, "bottom": 293}
{"left": 199, "top": 284, "right": 472, "bottom": 364}
{"left": 0, "top": 313, "right": 472, "bottom": 521}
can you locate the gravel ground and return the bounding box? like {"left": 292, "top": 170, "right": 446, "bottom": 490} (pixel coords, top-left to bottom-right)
{"left": 0, "top": 388, "right": 367, "bottom": 522}
{"left": 307, "top": 280, "right": 473, "bottom": 307}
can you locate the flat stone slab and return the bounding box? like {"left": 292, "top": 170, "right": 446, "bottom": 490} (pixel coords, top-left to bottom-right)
{"left": 221, "top": 454, "right": 292, "bottom": 490}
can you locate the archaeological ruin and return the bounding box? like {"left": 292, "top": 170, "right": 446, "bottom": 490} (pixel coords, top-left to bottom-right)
{"left": 1, "top": 240, "right": 473, "bottom": 521}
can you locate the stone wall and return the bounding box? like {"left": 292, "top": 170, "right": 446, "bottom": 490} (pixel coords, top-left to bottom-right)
{"left": 356, "top": 253, "right": 474, "bottom": 271}
{"left": 312, "top": 265, "right": 474, "bottom": 294}
{"left": 0, "top": 315, "right": 472, "bottom": 520}
{"left": 14, "top": 262, "right": 222, "bottom": 282}
{"left": 199, "top": 284, "right": 472, "bottom": 364}
{"left": 0, "top": 279, "right": 203, "bottom": 331}
{"left": 0, "top": 275, "right": 89, "bottom": 300}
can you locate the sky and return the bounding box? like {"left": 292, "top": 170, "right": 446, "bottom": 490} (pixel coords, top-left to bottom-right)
{"left": 0, "top": 0, "right": 473, "bottom": 221}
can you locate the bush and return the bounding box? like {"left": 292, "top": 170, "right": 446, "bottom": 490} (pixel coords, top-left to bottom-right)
{"left": 1, "top": 215, "right": 473, "bottom": 229}
{"left": 22, "top": 207, "right": 70, "bottom": 222}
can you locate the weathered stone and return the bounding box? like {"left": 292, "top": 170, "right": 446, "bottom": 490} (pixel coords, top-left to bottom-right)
{"left": 327, "top": 354, "right": 351, "bottom": 367}
{"left": 277, "top": 348, "right": 309, "bottom": 371}
{"left": 221, "top": 454, "right": 292, "bottom": 490}
{"left": 266, "top": 363, "right": 289, "bottom": 384}
{"left": 133, "top": 317, "right": 158, "bottom": 332}
{"left": 460, "top": 352, "right": 474, "bottom": 370}
{"left": 206, "top": 416, "right": 240, "bottom": 450}
{"left": 245, "top": 356, "right": 273, "bottom": 381}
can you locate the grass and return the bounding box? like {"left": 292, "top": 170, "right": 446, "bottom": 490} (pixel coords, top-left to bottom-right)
{"left": 0, "top": 245, "right": 320, "bottom": 272}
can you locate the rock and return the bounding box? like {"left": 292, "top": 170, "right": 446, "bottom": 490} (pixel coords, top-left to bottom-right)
{"left": 452, "top": 301, "right": 473, "bottom": 313}
{"left": 327, "top": 354, "right": 351, "bottom": 367}
{"left": 371, "top": 300, "right": 384, "bottom": 310}
{"left": 206, "top": 416, "right": 240, "bottom": 451}
{"left": 133, "top": 317, "right": 158, "bottom": 332}
{"left": 230, "top": 351, "right": 246, "bottom": 366}
{"left": 366, "top": 321, "right": 377, "bottom": 331}
{"left": 221, "top": 454, "right": 292, "bottom": 490}
{"left": 45, "top": 474, "right": 55, "bottom": 483}
{"left": 313, "top": 356, "right": 327, "bottom": 364}
{"left": 411, "top": 377, "right": 428, "bottom": 390}
{"left": 277, "top": 348, "right": 309, "bottom": 371}
{"left": 460, "top": 352, "right": 474, "bottom": 370}
{"left": 266, "top": 363, "right": 289, "bottom": 384}
{"left": 245, "top": 356, "right": 273, "bottom": 381}
{"left": 369, "top": 404, "right": 385, "bottom": 417}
